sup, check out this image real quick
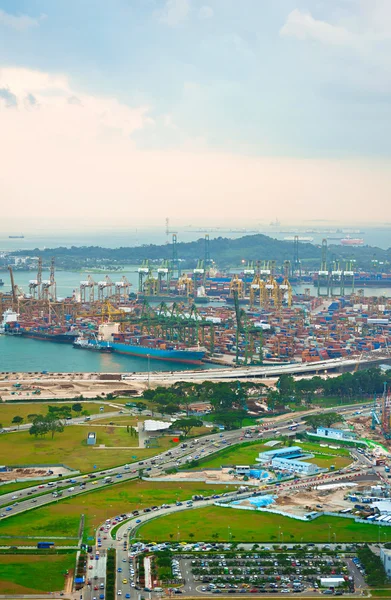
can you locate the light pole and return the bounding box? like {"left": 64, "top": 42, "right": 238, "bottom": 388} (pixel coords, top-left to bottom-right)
{"left": 147, "top": 354, "right": 151, "bottom": 389}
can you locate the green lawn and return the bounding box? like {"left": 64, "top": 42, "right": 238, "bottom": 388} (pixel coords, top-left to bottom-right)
{"left": 0, "top": 425, "right": 176, "bottom": 472}
{"left": 0, "top": 553, "right": 75, "bottom": 593}
{"left": 0, "top": 480, "right": 237, "bottom": 540}
{"left": 0, "top": 481, "right": 46, "bottom": 496}
{"left": 138, "top": 505, "right": 391, "bottom": 543}
{"left": 187, "top": 439, "right": 351, "bottom": 470}
{"left": 0, "top": 537, "right": 77, "bottom": 546}
{"left": 306, "top": 454, "right": 351, "bottom": 470}
{"left": 0, "top": 401, "right": 111, "bottom": 427}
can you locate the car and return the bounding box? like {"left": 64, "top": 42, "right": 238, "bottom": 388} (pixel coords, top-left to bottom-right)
{"left": 125, "top": 595, "right": 131, "bottom": 599}
{"left": 118, "top": 568, "right": 123, "bottom": 572}
{"left": 117, "top": 592, "right": 122, "bottom": 596}
{"left": 122, "top": 579, "right": 128, "bottom": 584}
{"left": 136, "top": 519, "right": 141, "bottom": 523}
{"left": 100, "top": 596, "right": 104, "bottom": 599}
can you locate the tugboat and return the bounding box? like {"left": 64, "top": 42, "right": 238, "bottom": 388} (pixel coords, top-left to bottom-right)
{"left": 73, "top": 333, "right": 113, "bottom": 353}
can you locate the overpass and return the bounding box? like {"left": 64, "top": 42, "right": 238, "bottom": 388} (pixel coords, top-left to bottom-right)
{"left": 124, "top": 350, "right": 391, "bottom": 384}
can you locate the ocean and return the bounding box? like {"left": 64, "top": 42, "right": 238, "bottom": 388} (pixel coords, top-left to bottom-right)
{"left": 1, "top": 224, "right": 390, "bottom": 251}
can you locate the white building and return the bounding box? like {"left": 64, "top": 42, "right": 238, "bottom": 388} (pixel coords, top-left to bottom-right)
{"left": 271, "top": 457, "right": 318, "bottom": 476}
{"left": 316, "top": 427, "right": 356, "bottom": 441}
{"left": 380, "top": 547, "right": 391, "bottom": 578}
{"left": 320, "top": 577, "right": 345, "bottom": 588}
{"left": 372, "top": 501, "right": 391, "bottom": 515}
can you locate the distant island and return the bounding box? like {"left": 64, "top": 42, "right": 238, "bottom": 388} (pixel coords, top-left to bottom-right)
{"left": 3, "top": 233, "right": 391, "bottom": 272}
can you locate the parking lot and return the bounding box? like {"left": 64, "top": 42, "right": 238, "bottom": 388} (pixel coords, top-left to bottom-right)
{"left": 173, "top": 550, "right": 356, "bottom": 596}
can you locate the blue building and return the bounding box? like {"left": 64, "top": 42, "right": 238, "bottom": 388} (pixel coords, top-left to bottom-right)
{"left": 256, "top": 446, "right": 305, "bottom": 464}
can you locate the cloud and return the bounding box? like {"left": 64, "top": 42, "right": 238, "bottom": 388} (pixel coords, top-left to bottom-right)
{"left": 280, "top": 9, "right": 355, "bottom": 47}
{"left": 156, "top": 0, "right": 190, "bottom": 27}
{"left": 199, "top": 6, "right": 214, "bottom": 20}
{"left": 0, "top": 9, "right": 45, "bottom": 32}
{"left": 1, "top": 66, "right": 391, "bottom": 226}
{"left": 0, "top": 88, "right": 17, "bottom": 107}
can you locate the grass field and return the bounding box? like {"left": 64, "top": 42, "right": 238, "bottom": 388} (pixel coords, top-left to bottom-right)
{"left": 0, "top": 481, "right": 46, "bottom": 496}
{"left": 0, "top": 480, "right": 236, "bottom": 540}
{"left": 138, "top": 505, "right": 391, "bottom": 543}
{"left": 306, "top": 454, "right": 351, "bottom": 470}
{"left": 188, "top": 439, "right": 351, "bottom": 470}
{"left": 0, "top": 553, "right": 75, "bottom": 593}
{"left": 0, "top": 425, "right": 176, "bottom": 471}
{"left": 0, "top": 401, "right": 112, "bottom": 427}
{"left": 0, "top": 536, "right": 77, "bottom": 546}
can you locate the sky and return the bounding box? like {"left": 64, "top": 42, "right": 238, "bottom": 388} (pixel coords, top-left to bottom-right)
{"left": 0, "top": 0, "right": 390, "bottom": 230}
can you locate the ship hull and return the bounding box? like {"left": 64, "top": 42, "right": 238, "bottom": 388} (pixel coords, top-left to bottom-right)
{"left": 110, "top": 342, "right": 205, "bottom": 364}
{"left": 21, "top": 332, "right": 78, "bottom": 343}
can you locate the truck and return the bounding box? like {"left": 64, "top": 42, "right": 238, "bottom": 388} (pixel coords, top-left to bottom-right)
{"left": 37, "top": 542, "right": 54, "bottom": 549}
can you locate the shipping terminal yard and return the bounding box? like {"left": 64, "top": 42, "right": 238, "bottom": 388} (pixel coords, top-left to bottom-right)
{"left": 2, "top": 235, "right": 391, "bottom": 370}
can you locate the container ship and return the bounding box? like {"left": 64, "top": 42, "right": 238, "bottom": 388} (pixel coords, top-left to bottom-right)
{"left": 99, "top": 324, "right": 205, "bottom": 364}
{"left": 21, "top": 328, "right": 78, "bottom": 343}
{"left": 110, "top": 337, "right": 205, "bottom": 364}
{"left": 340, "top": 237, "right": 364, "bottom": 246}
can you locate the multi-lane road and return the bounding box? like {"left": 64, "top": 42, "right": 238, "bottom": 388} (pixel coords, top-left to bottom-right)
{"left": 0, "top": 400, "right": 375, "bottom": 523}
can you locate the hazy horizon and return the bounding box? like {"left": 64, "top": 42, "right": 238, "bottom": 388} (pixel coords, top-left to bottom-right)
{"left": 1, "top": 1, "right": 391, "bottom": 226}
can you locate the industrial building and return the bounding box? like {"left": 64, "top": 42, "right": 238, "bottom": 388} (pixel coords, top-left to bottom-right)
{"left": 380, "top": 547, "right": 391, "bottom": 578}
{"left": 371, "top": 501, "right": 391, "bottom": 515}
{"left": 315, "top": 427, "right": 356, "bottom": 441}
{"left": 256, "top": 446, "right": 319, "bottom": 476}
{"left": 86, "top": 432, "right": 96, "bottom": 445}
{"left": 256, "top": 446, "right": 305, "bottom": 464}
{"left": 271, "top": 457, "right": 318, "bottom": 476}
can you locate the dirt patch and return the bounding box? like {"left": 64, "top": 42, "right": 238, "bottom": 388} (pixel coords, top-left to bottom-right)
{"left": 64, "top": 568, "right": 74, "bottom": 593}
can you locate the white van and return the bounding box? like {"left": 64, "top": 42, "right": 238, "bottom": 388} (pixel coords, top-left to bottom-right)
{"left": 68, "top": 487, "right": 75, "bottom": 492}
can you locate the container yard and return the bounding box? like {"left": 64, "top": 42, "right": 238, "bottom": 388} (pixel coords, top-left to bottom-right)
{"left": 2, "top": 254, "right": 391, "bottom": 370}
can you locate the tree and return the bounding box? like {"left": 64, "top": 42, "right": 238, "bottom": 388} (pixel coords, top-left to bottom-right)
{"left": 45, "top": 414, "right": 64, "bottom": 439}
{"left": 277, "top": 374, "right": 295, "bottom": 398}
{"left": 169, "top": 418, "right": 202, "bottom": 437}
{"left": 28, "top": 414, "right": 64, "bottom": 439}
{"left": 72, "top": 403, "right": 83, "bottom": 413}
{"left": 12, "top": 416, "right": 23, "bottom": 429}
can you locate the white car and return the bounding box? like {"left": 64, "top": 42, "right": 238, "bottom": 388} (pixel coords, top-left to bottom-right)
{"left": 117, "top": 591, "right": 122, "bottom": 596}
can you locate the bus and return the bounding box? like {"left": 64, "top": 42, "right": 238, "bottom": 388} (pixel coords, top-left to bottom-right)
{"left": 37, "top": 542, "right": 54, "bottom": 549}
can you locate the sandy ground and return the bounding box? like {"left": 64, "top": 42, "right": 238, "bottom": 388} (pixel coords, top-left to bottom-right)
{"left": 155, "top": 467, "right": 270, "bottom": 486}
{"left": 0, "top": 374, "right": 145, "bottom": 401}
{"left": 0, "top": 465, "right": 74, "bottom": 483}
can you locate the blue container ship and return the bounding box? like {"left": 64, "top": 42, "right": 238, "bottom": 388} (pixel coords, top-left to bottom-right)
{"left": 109, "top": 341, "right": 205, "bottom": 364}
{"left": 75, "top": 329, "right": 206, "bottom": 365}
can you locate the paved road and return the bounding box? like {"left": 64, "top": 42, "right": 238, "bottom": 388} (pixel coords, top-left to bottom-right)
{"left": 0, "top": 399, "right": 376, "bottom": 519}
{"left": 122, "top": 350, "right": 391, "bottom": 383}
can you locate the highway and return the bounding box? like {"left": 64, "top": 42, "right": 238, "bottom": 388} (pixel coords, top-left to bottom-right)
{"left": 123, "top": 350, "right": 391, "bottom": 383}
{"left": 0, "top": 400, "right": 374, "bottom": 519}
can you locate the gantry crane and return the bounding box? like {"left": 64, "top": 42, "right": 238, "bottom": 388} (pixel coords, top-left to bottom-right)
{"left": 29, "top": 257, "right": 42, "bottom": 299}
{"left": 138, "top": 260, "right": 152, "bottom": 292}
{"left": 230, "top": 274, "right": 244, "bottom": 299}
{"left": 317, "top": 239, "right": 330, "bottom": 297}
{"left": 157, "top": 260, "right": 171, "bottom": 293}
{"left": 278, "top": 260, "right": 292, "bottom": 308}
{"left": 177, "top": 273, "right": 194, "bottom": 297}
{"left": 97, "top": 275, "right": 114, "bottom": 301}
{"left": 42, "top": 257, "right": 56, "bottom": 301}
{"left": 80, "top": 275, "right": 96, "bottom": 303}
{"left": 115, "top": 276, "right": 131, "bottom": 302}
